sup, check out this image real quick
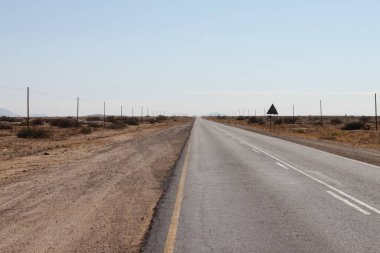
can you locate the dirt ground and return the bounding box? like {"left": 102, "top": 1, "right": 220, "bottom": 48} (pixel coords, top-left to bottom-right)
{"left": 0, "top": 118, "right": 193, "bottom": 252}
{"left": 209, "top": 117, "right": 380, "bottom": 166}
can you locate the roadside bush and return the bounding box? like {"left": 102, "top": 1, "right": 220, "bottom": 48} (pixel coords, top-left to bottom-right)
{"left": 236, "top": 116, "right": 245, "bottom": 121}
{"left": 125, "top": 117, "right": 139, "bottom": 125}
{"left": 80, "top": 126, "right": 92, "bottom": 134}
{"left": 150, "top": 118, "right": 158, "bottom": 124}
{"left": 108, "top": 123, "right": 126, "bottom": 129}
{"left": 257, "top": 118, "right": 264, "bottom": 125}
{"left": 330, "top": 118, "right": 343, "bottom": 125}
{"left": 217, "top": 115, "right": 226, "bottom": 120}
{"left": 87, "top": 122, "right": 101, "bottom": 128}
{"left": 107, "top": 116, "right": 118, "bottom": 123}
{"left": 50, "top": 118, "right": 76, "bottom": 128}
{"left": 157, "top": 115, "right": 168, "bottom": 122}
{"left": 0, "top": 123, "right": 13, "bottom": 129}
{"left": 360, "top": 116, "right": 370, "bottom": 123}
{"left": 283, "top": 117, "right": 297, "bottom": 124}
{"left": 17, "top": 128, "right": 49, "bottom": 138}
{"left": 248, "top": 117, "right": 258, "bottom": 124}
{"left": 342, "top": 122, "right": 369, "bottom": 131}
{"left": 32, "top": 118, "right": 44, "bottom": 125}
{"left": 0, "top": 116, "right": 19, "bottom": 122}
{"left": 274, "top": 118, "right": 283, "bottom": 125}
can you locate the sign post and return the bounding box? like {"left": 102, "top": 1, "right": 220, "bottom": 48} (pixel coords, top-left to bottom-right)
{"left": 266, "top": 104, "right": 278, "bottom": 132}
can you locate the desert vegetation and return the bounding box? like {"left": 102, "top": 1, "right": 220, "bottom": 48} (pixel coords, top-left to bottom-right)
{"left": 0, "top": 115, "right": 175, "bottom": 139}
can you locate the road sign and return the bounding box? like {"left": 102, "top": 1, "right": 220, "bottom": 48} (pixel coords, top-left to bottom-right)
{"left": 266, "top": 104, "right": 278, "bottom": 132}
{"left": 267, "top": 104, "right": 278, "bottom": 115}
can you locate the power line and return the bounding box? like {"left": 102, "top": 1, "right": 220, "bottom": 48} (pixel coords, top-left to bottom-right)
{"left": 0, "top": 85, "right": 25, "bottom": 91}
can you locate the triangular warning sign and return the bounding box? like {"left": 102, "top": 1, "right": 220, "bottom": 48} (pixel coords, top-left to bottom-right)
{"left": 267, "top": 104, "right": 278, "bottom": 115}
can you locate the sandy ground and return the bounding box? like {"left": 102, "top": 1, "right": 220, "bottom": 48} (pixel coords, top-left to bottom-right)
{"left": 210, "top": 118, "right": 380, "bottom": 167}
{"left": 0, "top": 119, "right": 192, "bottom": 252}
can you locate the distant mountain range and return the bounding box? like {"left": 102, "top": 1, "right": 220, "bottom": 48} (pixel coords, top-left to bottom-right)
{"left": 0, "top": 107, "right": 18, "bottom": 117}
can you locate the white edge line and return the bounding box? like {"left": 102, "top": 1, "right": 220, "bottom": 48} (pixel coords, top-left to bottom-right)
{"left": 212, "top": 124, "right": 380, "bottom": 215}
{"left": 327, "top": 191, "right": 370, "bottom": 215}
{"left": 251, "top": 148, "right": 260, "bottom": 153}
{"left": 276, "top": 162, "right": 289, "bottom": 170}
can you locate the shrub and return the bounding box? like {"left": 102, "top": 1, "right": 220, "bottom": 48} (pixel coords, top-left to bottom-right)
{"left": 86, "top": 116, "right": 101, "bottom": 121}
{"left": 0, "top": 116, "right": 18, "bottom": 122}
{"left": 0, "top": 123, "right": 13, "bottom": 129}
{"left": 330, "top": 118, "right": 343, "bottom": 125}
{"left": 125, "top": 117, "right": 139, "bottom": 125}
{"left": 157, "top": 115, "right": 168, "bottom": 122}
{"left": 80, "top": 126, "right": 92, "bottom": 134}
{"left": 217, "top": 115, "right": 226, "bottom": 120}
{"left": 257, "top": 118, "right": 264, "bottom": 125}
{"left": 107, "top": 116, "right": 118, "bottom": 123}
{"left": 150, "top": 118, "right": 158, "bottom": 124}
{"left": 342, "top": 122, "right": 369, "bottom": 130}
{"left": 108, "top": 123, "right": 126, "bottom": 129}
{"left": 360, "top": 116, "right": 370, "bottom": 123}
{"left": 32, "top": 118, "right": 44, "bottom": 125}
{"left": 87, "top": 122, "right": 101, "bottom": 128}
{"left": 50, "top": 118, "right": 76, "bottom": 128}
{"left": 17, "top": 128, "right": 49, "bottom": 138}
{"left": 248, "top": 117, "right": 258, "bottom": 124}
{"left": 236, "top": 116, "right": 245, "bottom": 121}
{"left": 283, "top": 117, "right": 297, "bottom": 124}
{"left": 274, "top": 118, "right": 283, "bottom": 125}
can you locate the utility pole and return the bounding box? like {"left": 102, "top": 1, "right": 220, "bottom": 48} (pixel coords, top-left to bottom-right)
{"left": 320, "top": 100, "right": 323, "bottom": 125}
{"left": 255, "top": 109, "right": 256, "bottom": 117}
{"left": 76, "top": 97, "right": 79, "bottom": 127}
{"left": 375, "top": 93, "right": 378, "bottom": 131}
{"left": 141, "top": 106, "right": 143, "bottom": 120}
{"left": 27, "top": 86, "right": 30, "bottom": 128}
{"left": 121, "top": 105, "right": 123, "bottom": 122}
{"left": 293, "top": 105, "right": 295, "bottom": 122}
{"left": 103, "top": 101, "right": 106, "bottom": 127}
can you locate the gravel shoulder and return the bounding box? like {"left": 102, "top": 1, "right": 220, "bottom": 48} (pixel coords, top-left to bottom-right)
{"left": 0, "top": 120, "right": 193, "bottom": 253}
{"left": 220, "top": 122, "right": 380, "bottom": 167}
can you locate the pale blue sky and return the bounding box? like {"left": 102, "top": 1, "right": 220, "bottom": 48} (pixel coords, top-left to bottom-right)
{"left": 0, "top": 0, "right": 379, "bottom": 116}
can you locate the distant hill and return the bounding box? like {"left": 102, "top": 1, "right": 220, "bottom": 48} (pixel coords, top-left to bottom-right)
{"left": 0, "top": 107, "right": 18, "bottom": 117}
{"left": 31, "top": 113, "right": 48, "bottom": 117}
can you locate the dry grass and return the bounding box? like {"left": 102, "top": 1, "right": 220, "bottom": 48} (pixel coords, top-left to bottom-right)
{"left": 0, "top": 116, "right": 190, "bottom": 160}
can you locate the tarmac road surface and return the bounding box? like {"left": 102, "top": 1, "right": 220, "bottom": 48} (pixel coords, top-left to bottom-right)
{"left": 143, "top": 118, "right": 380, "bottom": 253}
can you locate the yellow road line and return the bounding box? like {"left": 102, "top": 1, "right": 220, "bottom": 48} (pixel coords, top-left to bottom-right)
{"left": 164, "top": 136, "right": 192, "bottom": 253}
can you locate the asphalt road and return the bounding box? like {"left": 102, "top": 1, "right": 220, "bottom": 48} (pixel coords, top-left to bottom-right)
{"left": 143, "top": 118, "right": 380, "bottom": 253}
